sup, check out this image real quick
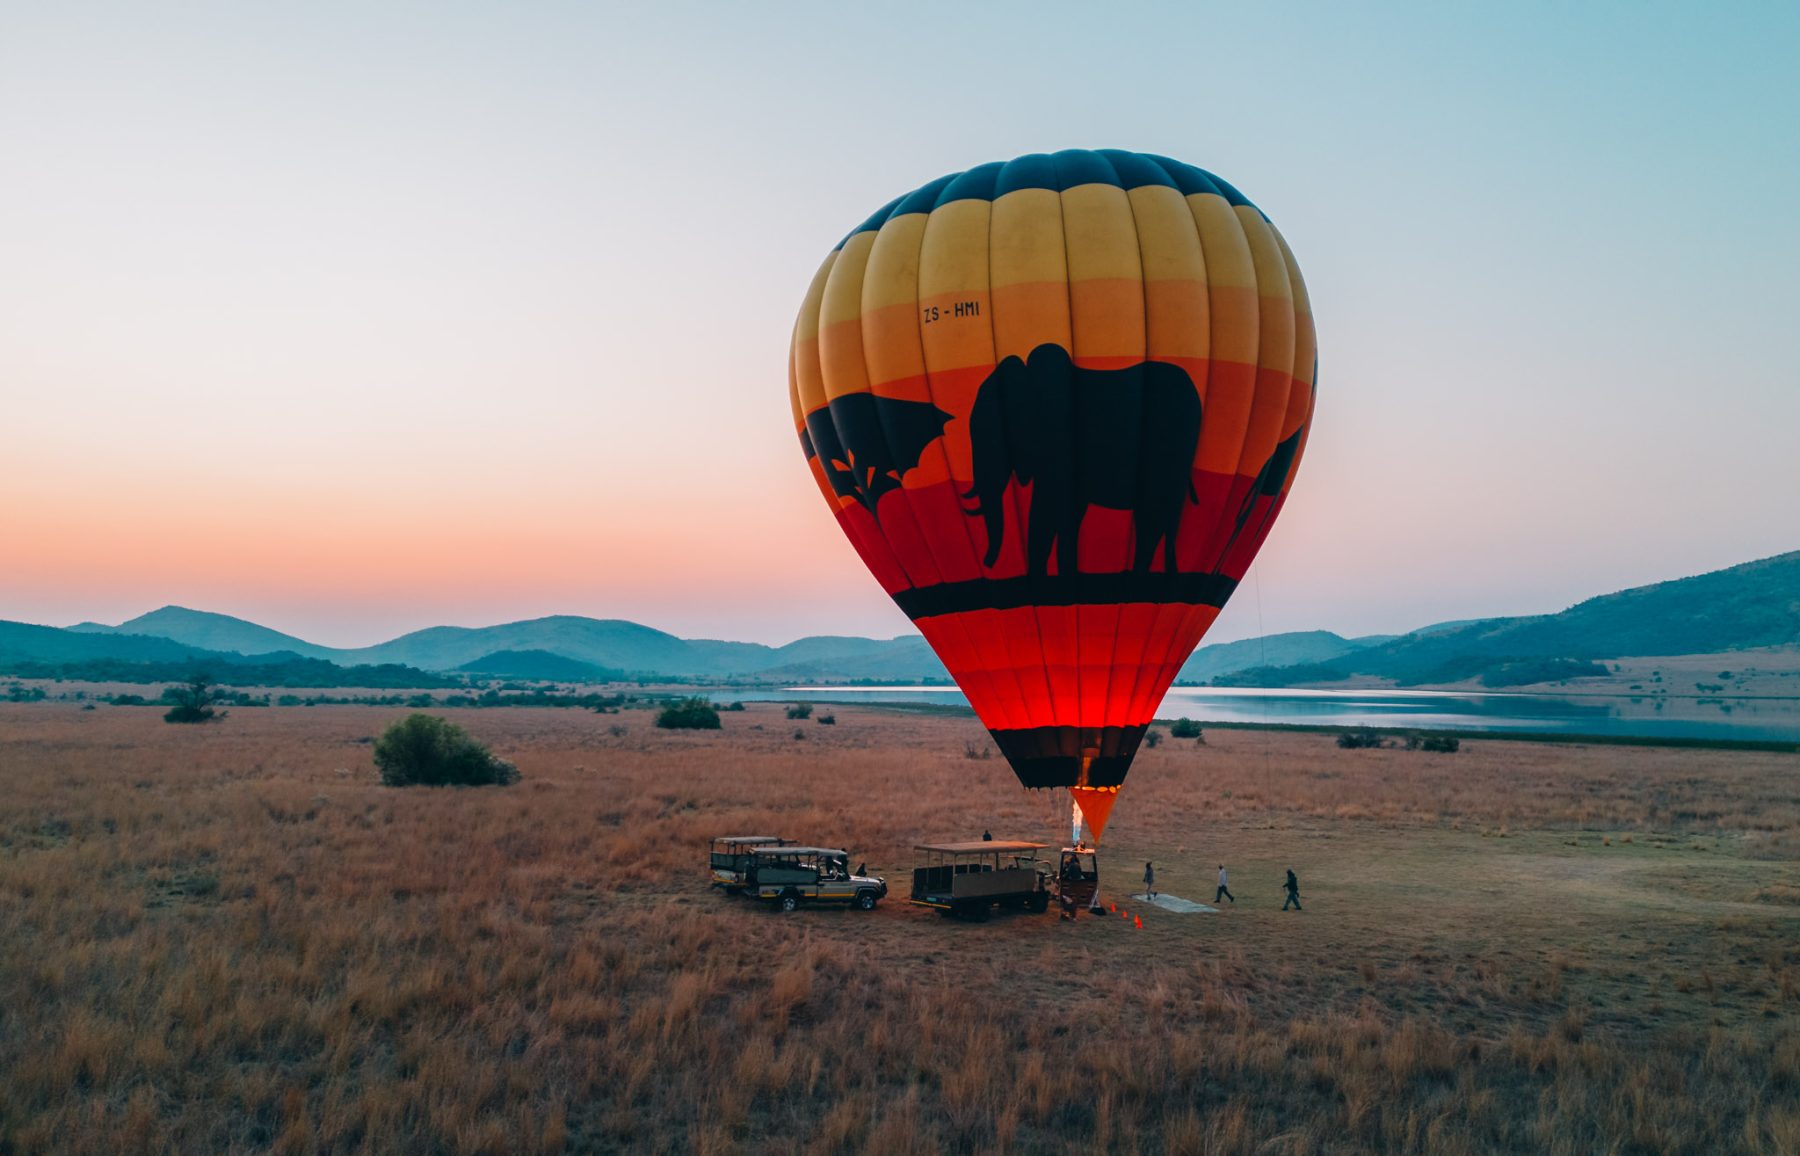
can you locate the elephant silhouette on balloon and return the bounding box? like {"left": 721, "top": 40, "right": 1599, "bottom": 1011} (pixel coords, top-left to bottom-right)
{"left": 962, "top": 343, "right": 1201, "bottom": 578}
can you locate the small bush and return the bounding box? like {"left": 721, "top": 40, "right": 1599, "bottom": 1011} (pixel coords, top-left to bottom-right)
{"left": 1404, "top": 733, "right": 1461, "bottom": 753}
{"left": 1142, "top": 729, "right": 1163, "bottom": 749}
{"left": 786, "top": 703, "right": 813, "bottom": 720}
{"left": 816, "top": 714, "right": 836, "bottom": 726}
{"left": 375, "top": 714, "right": 519, "bottom": 786}
{"left": 793, "top": 730, "right": 806, "bottom": 741}
{"left": 1337, "top": 729, "right": 1386, "bottom": 750}
{"left": 608, "top": 724, "right": 628, "bottom": 738}
{"left": 963, "top": 742, "right": 992, "bottom": 760}
{"left": 724, "top": 701, "right": 746, "bottom": 711}
{"left": 1169, "top": 718, "right": 1203, "bottom": 739}
{"left": 656, "top": 697, "right": 721, "bottom": 730}
{"left": 162, "top": 675, "right": 225, "bottom": 724}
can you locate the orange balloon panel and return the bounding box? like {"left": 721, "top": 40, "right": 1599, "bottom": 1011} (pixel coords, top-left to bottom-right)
{"left": 790, "top": 150, "right": 1315, "bottom": 793}
{"left": 1071, "top": 786, "right": 1120, "bottom": 843}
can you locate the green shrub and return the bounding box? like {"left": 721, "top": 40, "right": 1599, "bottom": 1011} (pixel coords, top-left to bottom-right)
{"left": 1337, "top": 729, "right": 1386, "bottom": 750}
{"left": 786, "top": 703, "right": 813, "bottom": 720}
{"left": 162, "top": 675, "right": 224, "bottom": 724}
{"left": 1169, "top": 718, "right": 1203, "bottom": 739}
{"left": 816, "top": 714, "right": 836, "bottom": 726}
{"left": 374, "top": 714, "right": 519, "bottom": 786}
{"left": 1142, "top": 728, "right": 1163, "bottom": 748}
{"left": 1404, "top": 732, "right": 1461, "bottom": 753}
{"left": 655, "top": 697, "right": 721, "bottom": 730}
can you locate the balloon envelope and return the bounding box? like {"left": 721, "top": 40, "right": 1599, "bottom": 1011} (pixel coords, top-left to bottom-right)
{"left": 789, "top": 150, "right": 1315, "bottom": 821}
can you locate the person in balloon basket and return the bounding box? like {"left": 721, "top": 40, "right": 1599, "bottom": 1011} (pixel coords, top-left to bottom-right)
{"left": 1143, "top": 861, "right": 1155, "bottom": 900}
{"left": 1282, "top": 868, "right": 1302, "bottom": 911}
{"left": 1214, "top": 864, "right": 1235, "bottom": 905}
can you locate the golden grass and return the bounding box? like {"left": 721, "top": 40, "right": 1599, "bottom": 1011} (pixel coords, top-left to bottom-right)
{"left": 1, "top": 701, "right": 1797, "bottom": 1153}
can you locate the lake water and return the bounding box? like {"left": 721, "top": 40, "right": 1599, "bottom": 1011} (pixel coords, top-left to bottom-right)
{"left": 724, "top": 686, "right": 1800, "bottom": 744}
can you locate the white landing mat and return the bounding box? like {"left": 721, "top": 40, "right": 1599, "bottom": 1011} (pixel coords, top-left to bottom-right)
{"left": 1130, "top": 893, "right": 1219, "bottom": 914}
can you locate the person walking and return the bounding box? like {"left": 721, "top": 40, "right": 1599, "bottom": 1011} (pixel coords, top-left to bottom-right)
{"left": 1214, "top": 864, "right": 1235, "bottom": 905}
{"left": 1143, "top": 861, "right": 1155, "bottom": 900}
{"left": 1282, "top": 868, "right": 1302, "bottom": 911}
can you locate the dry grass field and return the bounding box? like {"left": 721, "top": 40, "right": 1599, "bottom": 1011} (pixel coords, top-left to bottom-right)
{"left": 2, "top": 700, "right": 1798, "bottom": 1154}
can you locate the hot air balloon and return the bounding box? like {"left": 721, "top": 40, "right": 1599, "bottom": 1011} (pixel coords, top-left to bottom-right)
{"left": 789, "top": 149, "right": 1315, "bottom": 848}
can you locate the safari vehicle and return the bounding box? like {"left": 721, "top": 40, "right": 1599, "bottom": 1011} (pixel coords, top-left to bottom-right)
{"left": 1052, "top": 845, "right": 1100, "bottom": 913}
{"left": 710, "top": 836, "right": 790, "bottom": 890}
{"left": 910, "top": 841, "right": 1051, "bottom": 919}
{"left": 745, "top": 846, "right": 887, "bottom": 912}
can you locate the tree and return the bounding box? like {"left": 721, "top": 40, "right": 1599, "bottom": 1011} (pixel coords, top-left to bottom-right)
{"left": 656, "top": 697, "right": 721, "bottom": 730}
{"left": 163, "top": 674, "right": 225, "bottom": 724}
{"left": 374, "top": 714, "right": 519, "bottom": 786}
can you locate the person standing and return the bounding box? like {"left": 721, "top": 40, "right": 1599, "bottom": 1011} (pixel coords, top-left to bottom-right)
{"left": 1143, "top": 861, "right": 1155, "bottom": 900}
{"left": 1214, "top": 864, "right": 1235, "bottom": 905}
{"left": 982, "top": 829, "right": 993, "bottom": 841}
{"left": 1282, "top": 868, "right": 1302, "bottom": 911}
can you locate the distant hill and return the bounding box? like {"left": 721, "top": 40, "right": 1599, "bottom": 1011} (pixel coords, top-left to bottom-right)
{"left": 68, "top": 606, "right": 335, "bottom": 660}
{"left": 335, "top": 618, "right": 946, "bottom": 679}
{"left": 453, "top": 650, "right": 624, "bottom": 682}
{"left": 0, "top": 620, "right": 456, "bottom": 687}
{"left": 1175, "top": 630, "right": 1388, "bottom": 684}
{"left": 1, "top": 619, "right": 213, "bottom": 666}
{"left": 22, "top": 611, "right": 949, "bottom": 682}
{"left": 1217, "top": 550, "right": 1800, "bottom": 687}
{"left": 27, "top": 549, "right": 1797, "bottom": 688}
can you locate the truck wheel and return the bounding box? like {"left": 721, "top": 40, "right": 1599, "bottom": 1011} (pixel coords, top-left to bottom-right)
{"left": 778, "top": 890, "right": 800, "bottom": 913}
{"left": 1028, "top": 891, "right": 1050, "bottom": 914}
{"left": 856, "top": 890, "right": 878, "bottom": 911}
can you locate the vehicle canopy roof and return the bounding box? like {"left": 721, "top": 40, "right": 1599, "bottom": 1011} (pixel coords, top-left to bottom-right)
{"left": 749, "top": 845, "right": 848, "bottom": 857}
{"left": 915, "top": 841, "right": 1047, "bottom": 855}
{"left": 713, "top": 836, "right": 785, "bottom": 845}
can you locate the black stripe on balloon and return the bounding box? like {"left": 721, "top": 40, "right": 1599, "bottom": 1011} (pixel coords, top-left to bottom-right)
{"left": 988, "top": 725, "right": 1149, "bottom": 789}
{"left": 893, "top": 572, "right": 1237, "bottom": 621}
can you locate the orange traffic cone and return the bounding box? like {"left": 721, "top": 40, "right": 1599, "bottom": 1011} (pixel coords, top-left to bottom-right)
{"left": 1134, "top": 915, "right": 1143, "bottom": 930}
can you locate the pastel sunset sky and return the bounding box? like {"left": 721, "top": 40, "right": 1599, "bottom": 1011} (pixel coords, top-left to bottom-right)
{"left": 4, "top": 2, "right": 1796, "bottom": 647}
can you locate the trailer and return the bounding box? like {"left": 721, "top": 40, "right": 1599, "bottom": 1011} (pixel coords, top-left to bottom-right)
{"left": 909, "top": 841, "right": 1051, "bottom": 920}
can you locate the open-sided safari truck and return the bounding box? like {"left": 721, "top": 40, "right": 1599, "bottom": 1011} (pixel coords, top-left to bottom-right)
{"left": 709, "top": 836, "right": 789, "bottom": 890}
{"left": 909, "top": 841, "right": 1051, "bottom": 920}
{"left": 745, "top": 846, "right": 887, "bottom": 912}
